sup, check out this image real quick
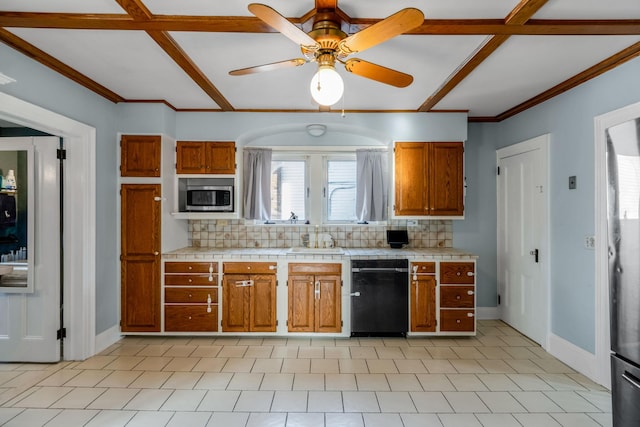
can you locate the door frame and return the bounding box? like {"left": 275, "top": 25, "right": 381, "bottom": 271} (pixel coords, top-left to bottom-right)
{"left": 0, "top": 92, "right": 96, "bottom": 361}
{"left": 496, "top": 134, "right": 551, "bottom": 349}
{"left": 594, "top": 100, "right": 640, "bottom": 388}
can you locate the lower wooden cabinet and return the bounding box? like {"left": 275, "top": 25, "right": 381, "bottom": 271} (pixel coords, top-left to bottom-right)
{"left": 410, "top": 262, "right": 436, "bottom": 332}
{"left": 222, "top": 262, "right": 277, "bottom": 332}
{"left": 164, "top": 261, "right": 218, "bottom": 332}
{"left": 288, "top": 263, "right": 342, "bottom": 333}
{"left": 439, "top": 262, "right": 475, "bottom": 333}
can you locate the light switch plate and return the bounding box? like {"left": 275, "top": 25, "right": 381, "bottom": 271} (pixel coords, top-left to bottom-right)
{"left": 569, "top": 176, "right": 577, "bottom": 189}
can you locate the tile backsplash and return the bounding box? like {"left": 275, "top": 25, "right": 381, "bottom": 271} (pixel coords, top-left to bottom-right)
{"left": 188, "top": 220, "right": 453, "bottom": 249}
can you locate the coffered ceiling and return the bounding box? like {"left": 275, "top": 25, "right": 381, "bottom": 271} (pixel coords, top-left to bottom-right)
{"left": 1, "top": 0, "right": 639, "bottom": 121}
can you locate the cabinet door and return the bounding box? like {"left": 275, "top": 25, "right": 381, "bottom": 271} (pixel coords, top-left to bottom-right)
{"left": 250, "top": 274, "right": 277, "bottom": 332}
{"left": 410, "top": 275, "right": 436, "bottom": 332}
{"left": 429, "top": 142, "right": 464, "bottom": 216}
{"left": 121, "top": 184, "right": 161, "bottom": 332}
{"left": 176, "top": 141, "right": 205, "bottom": 174}
{"left": 316, "top": 274, "right": 342, "bottom": 333}
{"left": 205, "top": 141, "right": 236, "bottom": 174}
{"left": 120, "top": 135, "right": 161, "bottom": 177}
{"left": 288, "top": 275, "right": 315, "bottom": 332}
{"left": 394, "top": 142, "right": 428, "bottom": 216}
{"left": 222, "top": 274, "right": 250, "bottom": 332}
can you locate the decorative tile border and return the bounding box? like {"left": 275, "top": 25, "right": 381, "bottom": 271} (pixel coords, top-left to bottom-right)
{"left": 188, "top": 220, "right": 453, "bottom": 249}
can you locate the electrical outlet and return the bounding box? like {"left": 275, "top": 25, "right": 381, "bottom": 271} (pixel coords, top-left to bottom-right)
{"left": 407, "top": 220, "right": 418, "bottom": 227}
{"left": 584, "top": 236, "right": 595, "bottom": 249}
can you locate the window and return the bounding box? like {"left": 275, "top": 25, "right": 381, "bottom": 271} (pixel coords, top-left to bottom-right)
{"left": 271, "top": 158, "right": 307, "bottom": 221}
{"left": 326, "top": 159, "right": 357, "bottom": 222}
{"left": 266, "top": 150, "right": 383, "bottom": 224}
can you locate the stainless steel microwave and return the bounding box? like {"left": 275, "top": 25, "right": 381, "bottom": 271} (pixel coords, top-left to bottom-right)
{"left": 186, "top": 185, "right": 233, "bottom": 211}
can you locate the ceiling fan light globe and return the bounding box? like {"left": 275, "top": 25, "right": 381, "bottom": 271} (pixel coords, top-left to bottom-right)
{"left": 310, "top": 66, "right": 344, "bottom": 106}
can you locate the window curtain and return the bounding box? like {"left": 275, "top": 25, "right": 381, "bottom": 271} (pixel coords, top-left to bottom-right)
{"left": 355, "top": 149, "right": 388, "bottom": 222}
{"left": 243, "top": 148, "right": 272, "bottom": 220}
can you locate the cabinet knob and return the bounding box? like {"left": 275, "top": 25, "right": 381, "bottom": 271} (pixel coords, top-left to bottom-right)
{"left": 456, "top": 319, "right": 461, "bottom": 323}
{"left": 188, "top": 266, "right": 193, "bottom": 270}
{"left": 456, "top": 295, "right": 461, "bottom": 300}
{"left": 188, "top": 294, "right": 192, "bottom": 298}
{"left": 467, "top": 272, "right": 475, "bottom": 277}
{"left": 456, "top": 272, "right": 461, "bottom": 276}
{"left": 188, "top": 278, "right": 192, "bottom": 283}
{"left": 188, "top": 316, "right": 192, "bottom": 320}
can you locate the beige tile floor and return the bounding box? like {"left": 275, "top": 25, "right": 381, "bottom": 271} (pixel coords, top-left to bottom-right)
{"left": 0, "top": 320, "right": 612, "bottom": 427}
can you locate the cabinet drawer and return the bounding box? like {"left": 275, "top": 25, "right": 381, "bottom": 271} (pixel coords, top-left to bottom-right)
{"left": 411, "top": 262, "right": 435, "bottom": 274}
{"left": 440, "top": 286, "right": 474, "bottom": 308}
{"left": 440, "top": 309, "right": 475, "bottom": 332}
{"left": 440, "top": 262, "right": 475, "bottom": 284}
{"left": 165, "top": 262, "right": 217, "bottom": 274}
{"left": 223, "top": 262, "right": 276, "bottom": 274}
{"left": 165, "top": 305, "right": 218, "bottom": 332}
{"left": 164, "top": 275, "right": 217, "bottom": 286}
{"left": 288, "top": 263, "right": 341, "bottom": 275}
{"left": 165, "top": 288, "right": 218, "bottom": 304}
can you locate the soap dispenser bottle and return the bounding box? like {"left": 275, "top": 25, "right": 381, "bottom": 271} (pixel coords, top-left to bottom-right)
{"left": 5, "top": 170, "right": 16, "bottom": 190}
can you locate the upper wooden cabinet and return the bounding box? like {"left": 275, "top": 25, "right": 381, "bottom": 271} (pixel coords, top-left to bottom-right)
{"left": 120, "top": 135, "right": 161, "bottom": 177}
{"left": 394, "top": 141, "right": 464, "bottom": 216}
{"left": 176, "top": 141, "right": 236, "bottom": 174}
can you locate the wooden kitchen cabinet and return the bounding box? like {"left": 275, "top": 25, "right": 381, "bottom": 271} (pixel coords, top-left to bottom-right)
{"left": 222, "top": 262, "right": 277, "bottom": 332}
{"left": 120, "top": 184, "right": 161, "bottom": 332}
{"left": 163, "top": 261, "right": 218, "bottom": 332}
{"left": 394, "top": 141, "right": 464, "bottom": 216}
{"left": 439, "top": 261, "right": 475, "bottom": 333}
{"left": 120, "top": 135, "right": 161, "bottom": 177}
{"left": 288, "top": 263, "right": 342, "bottom": 333}
{"left": 410, "top": 262, "right": 436, "bottom": 332}
{"left": 176, "top": 141, "right": 236, "bottom": 174}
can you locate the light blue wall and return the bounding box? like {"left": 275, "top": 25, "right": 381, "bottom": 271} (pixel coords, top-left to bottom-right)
{"left": 460, "top": 56, "right": 640, "bottom": 353}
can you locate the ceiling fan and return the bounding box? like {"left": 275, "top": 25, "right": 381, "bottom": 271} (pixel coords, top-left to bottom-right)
{"left": 229, "top": 3, "right": 425, "bottom": 106}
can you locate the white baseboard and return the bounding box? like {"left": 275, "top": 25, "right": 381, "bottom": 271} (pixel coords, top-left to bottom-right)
{"left": 477, "top": 306, "right": 500, "bottom": 319}
{"left": 94, "top": 325, "right": 122, "bottom": 355}
{"left": 547, "top": 332, "right": 601, "bottom": 385}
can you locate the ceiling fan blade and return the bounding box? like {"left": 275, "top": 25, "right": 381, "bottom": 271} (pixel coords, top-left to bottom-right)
{"left": 248, "top": 3, "right": 318, "bottom": 48}
{"left": 229, "top": 58, "right": 307, "bottom": 76}
{"left": 339, "top": 8, "right": 424, "bottom": 55}
{"left": 344, "top": 58, "right": 413, "bottom": 88}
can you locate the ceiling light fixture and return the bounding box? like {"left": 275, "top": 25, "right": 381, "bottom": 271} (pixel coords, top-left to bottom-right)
{"left": 309, "top": 53, "right": 343, "bottom": 106}
{"left": 306, "top": 124, "right": 327, "bottom": 137}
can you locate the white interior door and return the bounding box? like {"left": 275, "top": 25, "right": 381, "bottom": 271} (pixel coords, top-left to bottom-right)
{"left": 497, "top": 135, "right": 549, "bottom": 346}
{"left": 0, "top": 136, "right": 60, "bottom": 362}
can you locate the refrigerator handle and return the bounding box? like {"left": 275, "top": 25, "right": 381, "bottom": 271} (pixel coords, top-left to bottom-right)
{"left": 623, "top": 371, "right": 640, "bottom": 390}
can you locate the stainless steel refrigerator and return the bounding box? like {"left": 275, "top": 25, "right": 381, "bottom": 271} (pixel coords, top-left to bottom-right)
{"left": 607, "top": 116, "right": 640, "bottom": 426}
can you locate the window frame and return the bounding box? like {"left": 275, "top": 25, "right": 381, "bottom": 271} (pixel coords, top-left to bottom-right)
{"left": 269, "top": 152, "right": 309, "bottom": 223}
{"left": 323, "top": 154, "right": 358, "bottom": 224}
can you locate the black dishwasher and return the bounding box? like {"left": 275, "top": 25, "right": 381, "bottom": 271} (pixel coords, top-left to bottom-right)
{"left": 351, "top": 259, "right": 409, "bottom": 337}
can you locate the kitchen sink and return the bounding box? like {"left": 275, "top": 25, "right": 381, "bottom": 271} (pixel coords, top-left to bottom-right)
{"left": 286, "top": 247, "right": 345, "bottom": 255}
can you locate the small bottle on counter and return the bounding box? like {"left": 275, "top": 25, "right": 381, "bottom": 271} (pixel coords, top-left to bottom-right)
{"left": 4, "top": 170, "right": 16, "bottom": 190}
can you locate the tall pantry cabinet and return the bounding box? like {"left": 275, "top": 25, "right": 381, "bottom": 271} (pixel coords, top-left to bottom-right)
{"left": 119, "top": 135, "right": 186, "bottom": 332}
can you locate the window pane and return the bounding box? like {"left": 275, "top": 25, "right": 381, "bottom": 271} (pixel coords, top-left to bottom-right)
{"left": 327, "top": 160, "right": 356, "bottom": 222}
{"left": 271, "top": 160, "right": 306, "bottom": 221}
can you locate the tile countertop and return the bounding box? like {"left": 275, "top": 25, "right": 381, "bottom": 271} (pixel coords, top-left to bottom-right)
{"left": 163, "top": 247, "right": 477, "bottom": 260}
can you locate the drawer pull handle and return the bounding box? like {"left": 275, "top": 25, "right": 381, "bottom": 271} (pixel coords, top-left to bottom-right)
{"left": 207, "top": 305, "right": 212, "bottom": 313}
{"left": 209, "top": 274, "right": 214, "bottom": 282}
{"left": 467, "top": 290, "right": 474, "bottom": 295}
{"left": 467, "top": 272, "right": 475, "bottom": 277}
{"left": 314, "top": 281, "right": 321, "bottom": 300}
{"left": 209, "top": 263, "right": 214, "bottom": 273}
{"left": 467, "top": 312, "right": 474, "bottom": 317}
{"left": 269, "top": 265, "right": 277, "bottom": 270}
{"left": 207, "top": 294, "right": 212, "bottom": 304}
